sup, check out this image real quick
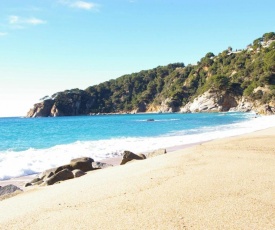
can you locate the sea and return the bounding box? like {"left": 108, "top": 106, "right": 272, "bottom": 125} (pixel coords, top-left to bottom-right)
{"left": 0, "top": 112, "right": 275, "bottom": 181}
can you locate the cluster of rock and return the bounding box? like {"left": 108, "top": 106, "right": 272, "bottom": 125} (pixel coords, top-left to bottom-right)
{"left": 0, "top": 149, "right": 167, "bottom": 200}
{"left": 24, "top": 149, "right": 166, "bottom": 187}
{"left": 25, "top": 157, "right": 112, "bottom": 187}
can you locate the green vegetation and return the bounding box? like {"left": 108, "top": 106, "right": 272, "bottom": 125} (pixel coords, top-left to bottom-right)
{"left": 50, "top": 32, "right": 275, "bottom": 114}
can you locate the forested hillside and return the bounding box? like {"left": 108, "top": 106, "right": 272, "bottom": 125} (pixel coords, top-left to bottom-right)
{"left": 27, "top": 32, "right": 275, "bottom": 117}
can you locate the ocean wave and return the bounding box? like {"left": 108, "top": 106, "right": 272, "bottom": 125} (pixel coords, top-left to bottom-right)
{"left": 1, "top": 114, "right": 275, "bottom": 180}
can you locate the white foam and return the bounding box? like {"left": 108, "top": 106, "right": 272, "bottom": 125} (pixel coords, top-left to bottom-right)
{"left": 1, "top": 114, "right": 275, "bottom": 180}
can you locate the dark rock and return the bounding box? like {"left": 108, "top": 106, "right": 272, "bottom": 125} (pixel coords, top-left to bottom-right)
{"left": 0, "top": 184, "right": 22, "bottom": 196}
{"left": 32, "top": 180, "right": 44, "bottom": 186}
{"left": 92, "top": 161, "right": 113, "bottom": 169}
{"left": 54, "top": 164, "right": 73, "bottom": 174}
{"left": 70, "top": 157, "right": 94, "bottom": 172}
{"left": 46, "top": 172, "right": 54, "bottom": 179}
{"left": 72, "top": 169, "right": 86, "bottom": 178}
{"left": 120, "top": 151, "right": 145, "bottom": 165}
{"left": 30, "top": 177, "right": 42, "bottom": 184}
{"left": 146, "top": 149, "right": 167, "bottom": 158}
{"left": 44, "top": 169, "right": 74, "bottom": 186}
{"left": 138, "top": 154, "right": 147, "bottom": 159}
{"left": 38, "top": 167, "right": 58, "bottom": 180}
{"left": 26, "top": 177, "right": 44, "bottom": 187}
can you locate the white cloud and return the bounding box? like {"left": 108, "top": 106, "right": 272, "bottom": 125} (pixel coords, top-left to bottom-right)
{"left": 71, "top": 1, "right": 97, "bottom": 10}
{"left": 60, "top": 0, "right": 99, "bottom": 11}
{"left": 0, "top": 32, "right": 8, "bottom": 37}
{"left": 8, "top": 15, "right": 47, "bottom": 27}
{"left": 26, "top": 18, "right": 47, "bottom": 25}
{"left": 9, "top": 15, "right": 20, "bottom": 24}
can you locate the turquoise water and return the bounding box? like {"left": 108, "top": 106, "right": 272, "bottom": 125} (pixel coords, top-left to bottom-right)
{"left": 0, "top": 112, "right": 274, "bottom": 180}
{"left": 0, "top": 113, "right": 253, "bottom": 151}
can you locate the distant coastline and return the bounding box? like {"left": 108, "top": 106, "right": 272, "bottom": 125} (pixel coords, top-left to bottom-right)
{"left": 26, "top": 32, "right": 275, "bottom": 118}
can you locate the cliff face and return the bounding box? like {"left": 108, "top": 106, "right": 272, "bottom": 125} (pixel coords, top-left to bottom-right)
{"left": 179, "top": 89, "right": 275, "bottom": 115}
{"left": 27, "top": 99, "right": 55, "bottom": 118}
{"left": 27, "top": 90, "right": 96, "bottom": 118}
{"left": 27, "top": 90, "right": 275, "bottom": 117}
{"left": 180, "top": 90, "right": 238, "bottom": 113}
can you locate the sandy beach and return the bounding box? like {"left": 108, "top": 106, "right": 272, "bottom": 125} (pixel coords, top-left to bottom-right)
{"left": 0, "top": 127, "right": 275, "bottom": 229}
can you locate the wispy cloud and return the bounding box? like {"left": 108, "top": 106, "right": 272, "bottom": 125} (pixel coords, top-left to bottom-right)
{"left": 72, "top": 1, "right": 97, "bottom": 10}
{"left": 8, "top": 15, "right": 47, "bottom": 28}
{"left": 26, "top": 18, "right": 47, "bottom": 25}
{"left": 0, "top": 32, "right": 8, "bottom": 37}
{"left": 60, "top": 0, "right": 100, "bottom": 11}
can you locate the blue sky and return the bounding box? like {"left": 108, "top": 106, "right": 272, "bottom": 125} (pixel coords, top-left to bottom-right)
{"left": 0, "top": 0, "right": 275, "bottom": 117}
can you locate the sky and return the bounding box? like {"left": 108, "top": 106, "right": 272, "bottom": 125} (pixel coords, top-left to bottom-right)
{"left": 0, "top": 0, "right": 275, "bottom": 117}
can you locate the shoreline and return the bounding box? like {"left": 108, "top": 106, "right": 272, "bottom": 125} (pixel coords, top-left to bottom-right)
{"left": 0, "top": 124, "right": 273, "bottom": 190}
{"left": 1, "top": 112, "right": 274, "bottom": 184}
{"left": 0, "top": 142, "right": 201, "bottom": 190}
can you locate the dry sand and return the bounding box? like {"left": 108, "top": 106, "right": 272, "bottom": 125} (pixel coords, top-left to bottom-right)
{"left": 0, "top": 128, "right": 275, "bottom": 229}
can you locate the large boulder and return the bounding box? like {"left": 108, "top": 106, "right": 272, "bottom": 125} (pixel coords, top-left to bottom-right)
{"left": 70, "top": 157, "right": 94, "bottom": 172}
{"left": 27, "top": 157, "right": 95, "bottom": 187}
{"left": 120, "top": 151, "right": 145, "bottom": 165}
{"left": 44, "top": 169, "right": 74, "bottom": 186}
{"left": 0, "top": 184, "right": 22, "bottom": 196}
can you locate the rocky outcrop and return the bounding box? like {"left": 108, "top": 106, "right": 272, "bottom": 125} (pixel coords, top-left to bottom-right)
{"left": 229, "top": 98, "right": 254, "bottom": 112}
{"left": 26, "top": 90, "right": 96, "bottom": 118}
{"left": 180, "top": 90, "right": 275, "bottom": 114}
{"left": 26, "top": 99, "right": 55, "bottom": 118}
{"left": 26, "top": 157, "right": 105, "bottom": 187}
{"left": 181, "top": 90, "right": 238, "bottom": 113}
{"left": 256, "top": 104, "right": 275, "bottom": 115}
